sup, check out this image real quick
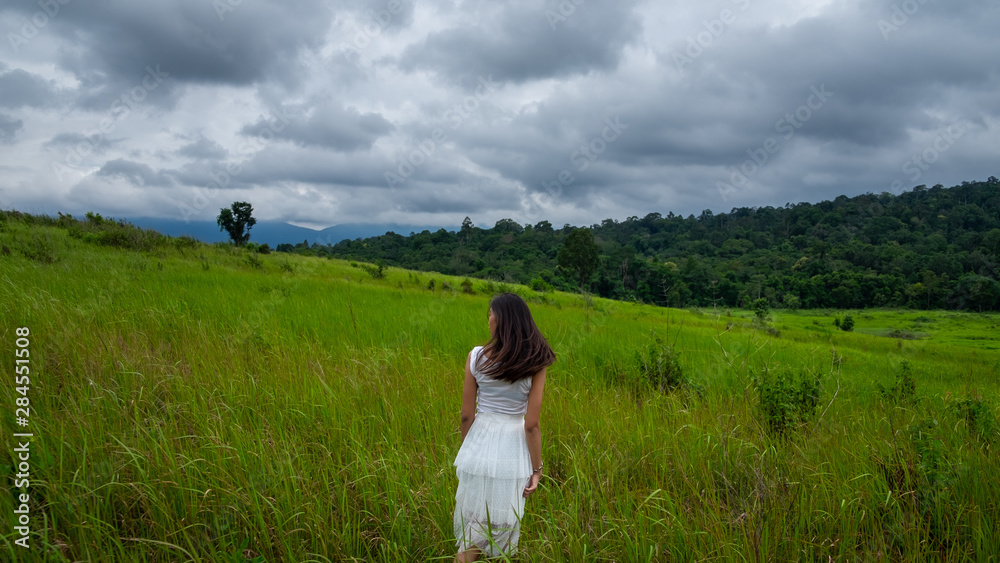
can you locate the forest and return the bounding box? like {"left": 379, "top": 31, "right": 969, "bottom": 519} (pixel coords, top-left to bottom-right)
{"left": 280, "top": 178, "right": 1000, "bottom": 311}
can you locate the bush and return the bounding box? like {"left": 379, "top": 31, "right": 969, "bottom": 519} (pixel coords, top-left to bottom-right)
{"left": 481, "top": 280, "right": 497, "bottom": 295}
{"left": 950, "top": 393, "right": 997, "bottom": 443}
{"left": 9, "top": 228, "right": 61, "bottom": 264}
{"left": 173, "top": 235, "right": 199, "bottom": 250}
{"left": 427, "top": 278, "right": 436, "bottom": 291}
{"left": 66, "top": 213, "right": 167, "bottom": 251}
{"left": 752, "top": 366, "right": 823, "bottom": 435}
{"left": 461, "top": 278, "right": 475, "bottom": 294}
{"left": 750, "top": 297, "right": 770, "bottom": 322}
{"left": 530, "top": 277, "right": 554, "bottom": 292}
{"left": 906, "top": 418, "right": 956, "bottom": 518}
{"left": 840, "top": 315, "right": 855, "bottom": 332}
{"left": 244, "top": 253, "right": 263, "bottom": 270}
{"left": 361, "top": 260, "right": 386, "bottom": 279}
{"left": 877, "top": 360, "right": 916, "bottom": 403}
{"left": 632, "top": 332, "right": 686, "bottom": 393}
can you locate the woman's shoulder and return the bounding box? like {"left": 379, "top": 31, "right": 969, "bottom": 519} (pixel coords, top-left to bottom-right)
{"left": 469, "top": 345, "right": 484, "bottom": 362}
{"left": 469, "top": 346, "right": 485, "bottom": 373}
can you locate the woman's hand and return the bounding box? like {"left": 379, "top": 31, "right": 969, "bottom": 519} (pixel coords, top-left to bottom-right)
{"left": 523, "top": 472, "right": 541, "bottom": 498}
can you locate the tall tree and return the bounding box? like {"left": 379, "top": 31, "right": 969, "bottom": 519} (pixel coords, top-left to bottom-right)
{"left": 217, "top": 201, "right": 257, "bottom": 245}
{"left": 558, "top": 227, "right": 599, "bottom": 292}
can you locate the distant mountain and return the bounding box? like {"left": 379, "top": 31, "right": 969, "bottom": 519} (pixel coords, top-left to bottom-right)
{"left": 124, "top": 217, "right": 454, "bottom": 248}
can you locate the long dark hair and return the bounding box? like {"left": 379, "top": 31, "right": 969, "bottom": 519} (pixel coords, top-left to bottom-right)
{"left": 477, "top": 292, "right": 556, "bottom": 383}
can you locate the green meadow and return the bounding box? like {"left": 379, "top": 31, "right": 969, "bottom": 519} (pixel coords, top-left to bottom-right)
{"left": 1, "top": 216, "right": 999, "bottom": 561}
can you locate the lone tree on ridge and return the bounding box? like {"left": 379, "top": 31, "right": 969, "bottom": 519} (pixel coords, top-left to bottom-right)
{"left": 217, "top": 201, "right": 257, "bottom": 245}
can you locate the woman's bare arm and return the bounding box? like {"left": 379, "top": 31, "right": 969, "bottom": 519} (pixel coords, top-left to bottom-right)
{"left": 459, "top": 350, "right": 477, "bottom": 444}
{"left": 522, "top": 366, "right": 547, "bottom": 496}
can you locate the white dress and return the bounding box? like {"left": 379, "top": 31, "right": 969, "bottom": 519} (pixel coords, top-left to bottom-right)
{"left": 453, "top": 346, "right": 534, "bottom": 556}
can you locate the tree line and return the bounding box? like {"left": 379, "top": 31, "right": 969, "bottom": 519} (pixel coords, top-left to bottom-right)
{"left": 278, "top": 178, "right": 1000, "bottom": 311}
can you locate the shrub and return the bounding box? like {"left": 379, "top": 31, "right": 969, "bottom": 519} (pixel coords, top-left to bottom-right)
{"left": 906, "top": 418, "right": 956, "bottom": 516}
{"left": 244, "top": 253, "right": 263, "bottom": 270}
{"left": 427, "top": 278, "right": 436, "bottom": 291}
{"left": 840, "top": 315, "right": 855, "bottom": 332}
{"left": 9, "top": 229, "right": 61, "bottom": 264}
{"left": 441, "top": 280, "right": 453, "bottom": 292}
{"left": 66, "top": 214, "right": 167, "bottom": 251}
{"left": 461, "top": 278, "right": 475, "bottom": 294}
{"left": 950, "top": 393, "right": 997, "bottom": 443}
{"left": 530, "top": 277, "right": 554, "bottom": 292}
{"left": 632, "top": 332, "right": 686, "bottom": 393}
{"left": 759, "top": 325, "right": 781, "bottom": 337}
{"left": 173, "top": 235, "right": 199, "bottom": 250}
{"left": 481, "top": 280, "right": 497, "bottom": 295}
{"left": 750, "top": 297, "right": 770, "bottom": 322}
{"left": 877, "top": 360, "right": 916, "bottom": 403}
{"left": 752, "top": 366, "right": 823, "bottom": 435}
{"left": 362, "top": 260, "right": 386, "bottom": 279}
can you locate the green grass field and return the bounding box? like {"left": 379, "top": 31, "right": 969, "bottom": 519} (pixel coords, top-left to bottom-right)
{"left": 1, "top": 218, "right": 999, "bottom": 561}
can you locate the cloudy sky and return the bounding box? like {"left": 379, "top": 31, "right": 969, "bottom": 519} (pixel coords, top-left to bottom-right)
{"left": 1, "top": 0, "right": 997, "bottom": 230}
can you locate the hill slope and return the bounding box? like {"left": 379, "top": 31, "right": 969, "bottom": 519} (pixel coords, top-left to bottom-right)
{"left": 316, "top": 179, "right": 1000, "bottom": 311}
{"left": 1, "top": 213, "right": 999, "bottom": 560}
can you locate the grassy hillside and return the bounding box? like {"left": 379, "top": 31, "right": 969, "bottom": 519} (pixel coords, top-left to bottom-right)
{"left": 1, "top": 214, "right": 999, "bottom": 561}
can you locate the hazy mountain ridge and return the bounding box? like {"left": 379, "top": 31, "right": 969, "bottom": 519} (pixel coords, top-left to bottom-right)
{"left": 123, "top": 217, "right": 454, "bottom": 248}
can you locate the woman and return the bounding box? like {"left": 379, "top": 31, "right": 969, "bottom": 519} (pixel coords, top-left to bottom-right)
{"left": 453, "top": 292, "right": 556, "bottom": 561}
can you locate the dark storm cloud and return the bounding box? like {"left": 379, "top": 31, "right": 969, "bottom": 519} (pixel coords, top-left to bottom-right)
{"left": 177, "top": 135, "right": 229, "bottom": 161}
{"left": 693, "top": 8, "right": 1000, "bottom": 150}
{"left": 0, "top": 113, "right": 23, "bottom": 143}
{"left": 398, "top": 0, "right": 643, "bottom": 86}
{"left": 0, "top": 68, "right": 61, "bottom": 109}
{"left": 1, "top": 0, "right": 998, "bottom": 226}
{"left": 392, "top": 186, "right": 518, "bottom": 215}
{"left": 96, "top": 159, "right": 177, "bottom": 188}
{"left": 240, "top": 101, "right": 393, "bottom": 151}
{"left": 3, "top": 0, "right": 335, "bottom": 111}
{"left": 426, "top": 0, "right": 1000, "bottom": 218}
{"left": 43, "top": 133, "right": 122, "bottom": 155}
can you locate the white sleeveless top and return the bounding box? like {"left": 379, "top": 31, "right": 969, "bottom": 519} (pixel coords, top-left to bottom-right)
{"left": 471, "top": 345, "right": 532, "bottom": 415}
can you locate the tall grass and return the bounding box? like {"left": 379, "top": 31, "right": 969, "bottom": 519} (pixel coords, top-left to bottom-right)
{"left": 1, "top": 216, "right": 998, "bottom": 561}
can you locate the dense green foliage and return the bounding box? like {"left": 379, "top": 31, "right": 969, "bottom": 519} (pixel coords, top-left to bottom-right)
{"left": 2, "top": 214, "right": 1000, "bottom": 560}
{"left": 312, "top": 179, "right": 1000, "bottom": 311}
{"left": 556, "top": 227, "right": 599, "bottom": 291}
{"left": 751, "top": 366, "right": 824, "bottom": 436}
{"left": 217, "top": 201, "right": 257, "bottom": 245}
